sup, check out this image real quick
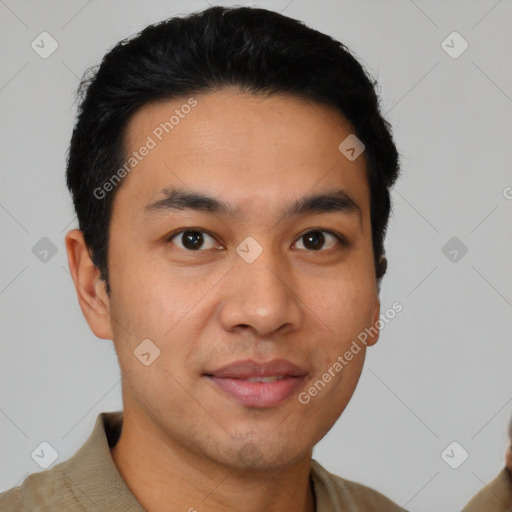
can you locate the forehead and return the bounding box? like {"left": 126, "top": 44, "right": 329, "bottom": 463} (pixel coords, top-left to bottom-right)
{"left": 116, "top": 89, "right": 370, "bottom": 220}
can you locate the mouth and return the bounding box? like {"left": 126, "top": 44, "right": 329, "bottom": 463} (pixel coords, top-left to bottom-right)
{"left": 204, "top": 358, "right": 307, "bottom": 408}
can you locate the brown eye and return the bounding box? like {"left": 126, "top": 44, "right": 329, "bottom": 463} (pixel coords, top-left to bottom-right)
{"left": 168, "top": 230, "right": 219, "bottom": 251}
{"left": 294, "top": 230, "right": 341, "bottom": 251}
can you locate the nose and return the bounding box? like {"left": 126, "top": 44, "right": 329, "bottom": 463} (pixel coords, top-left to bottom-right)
{"left": 219, "top": 245, "right": 303, "bottom": 337}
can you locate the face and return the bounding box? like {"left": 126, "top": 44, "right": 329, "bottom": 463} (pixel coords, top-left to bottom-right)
{"left": 72, "top": 88, "right": 381, "bottom": 471}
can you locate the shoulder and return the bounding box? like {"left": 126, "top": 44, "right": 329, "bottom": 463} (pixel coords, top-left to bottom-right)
{"left": 0, "top": 462, "right": 75, "bottom": 511}
{"left": 311, "top": 459, "right": 406, "bottom": 512}
{"left": 0, "top": 485, "right": 28, "bottom": 511}
{"left": 462, "top": 467, "right": 512, "bottom": 512}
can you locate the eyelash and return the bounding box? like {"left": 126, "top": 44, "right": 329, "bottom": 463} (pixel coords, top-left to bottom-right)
{"left": 166, "top": 228, "right": 348, "bottom": 252}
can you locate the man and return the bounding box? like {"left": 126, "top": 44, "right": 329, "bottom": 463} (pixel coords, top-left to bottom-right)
{"left": 0, "top": 6, "right": 404, "bottom": 511}
{"left": 462, "top": 415, "right": 512, "bottom": 511}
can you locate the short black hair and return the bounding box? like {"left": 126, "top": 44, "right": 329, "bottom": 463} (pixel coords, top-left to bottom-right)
{"left": 66, "top": 5, "right": 400, "bottom": 296}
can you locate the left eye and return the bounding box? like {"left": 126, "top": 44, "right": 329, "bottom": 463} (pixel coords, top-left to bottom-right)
{"left": 294, "top": 230, "right": 341, "bottom": 251}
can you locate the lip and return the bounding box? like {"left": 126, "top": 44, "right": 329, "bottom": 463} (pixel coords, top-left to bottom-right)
{"left": 204, "top": 358, "right": 307, "bottom": 408}
{"left": 205, "top": 358, "right": 306, "bottom": 379}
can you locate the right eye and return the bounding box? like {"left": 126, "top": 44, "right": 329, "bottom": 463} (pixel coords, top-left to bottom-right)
{"left": 167, "top": 229, "right": 223, "bottom": 251}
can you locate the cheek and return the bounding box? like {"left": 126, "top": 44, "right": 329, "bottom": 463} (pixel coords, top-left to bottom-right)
{"left": 109, "top": 247, "right": 192, "bottom": 327}
{"left": 308, "top": 277, "right": 377, "bottom": 393}
{"left": 108, "top": 256, "right": 215, "bottom": 373}
{"left": 316, "top": 274, "right": 377, "bottom": 341}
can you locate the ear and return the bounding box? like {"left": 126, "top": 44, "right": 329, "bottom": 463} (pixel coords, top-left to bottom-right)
{"left": 376, "top": 255, "right": 387, "bottom": 280}
{"left": 65, "top": 229, "right": 113, "bottom": 340}
{"left": 366, "top": 294, "right": 381, "bottom": 347}
{"left": 506, "top": 442, "right": 512, "bottom": 473}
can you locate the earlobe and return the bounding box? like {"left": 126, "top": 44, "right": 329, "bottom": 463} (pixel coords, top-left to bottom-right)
{"left": 65, "top": 229, "right": 113, "bottom": 340}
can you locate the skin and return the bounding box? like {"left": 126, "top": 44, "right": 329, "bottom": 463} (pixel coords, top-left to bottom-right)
{"left": 65, "top": 88, "right": 381, "bottom": 512}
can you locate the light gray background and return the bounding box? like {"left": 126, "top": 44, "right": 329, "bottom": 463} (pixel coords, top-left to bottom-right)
{"left": 1, "top": 1, "right": 511, "bottom": 511}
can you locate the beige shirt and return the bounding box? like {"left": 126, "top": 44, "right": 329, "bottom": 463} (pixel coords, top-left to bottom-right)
{"left": 462, "top": 467, "right": 512, "bottom": 512}
{"left": 0, "top": 411, "right": 405, "bottom": 511}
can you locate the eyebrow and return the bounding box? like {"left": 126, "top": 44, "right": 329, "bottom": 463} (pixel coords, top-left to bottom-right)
{"left": 143, "top": 187, "right": 362, "bottom": 224}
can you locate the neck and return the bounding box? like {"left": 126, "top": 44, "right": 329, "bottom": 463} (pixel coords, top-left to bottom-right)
{"left": 110, "top": 410, "right": 316, "bottom": 512}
